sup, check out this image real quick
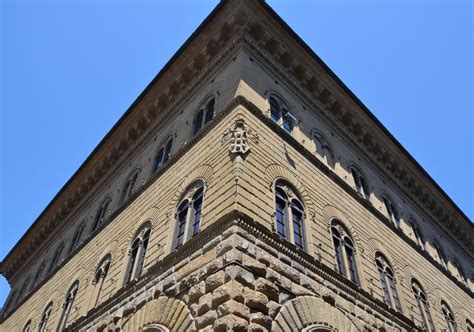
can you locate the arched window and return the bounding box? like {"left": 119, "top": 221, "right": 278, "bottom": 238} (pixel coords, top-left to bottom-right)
{"left": 382, "top": 195, "right": 400, "bottom": 227}
{"left": 92, "top": 198, "right": 111, "bottom": 231}
{"left": 192, "top": 98, "right": 215, "bottom": 135}
{"left": 410, "top": 219, "right": 425, "bottom": 250}
{"left": 124, "top": 225, "right": 151, "bottom": 284}
{"left": 269, "top": 95, "right": 295, "bottom": 135}
{"left": 38, "top": 302, "right": 53, "bottom": 332}
{"left": 154, "top": 137, "right": 173, "bottom": 172}
{"left": 48, "top": 243, "right": 64, "bottom": 273}
{"left": 17, "top": 276, "right": 31, "bottom": 303}
{"left": 274, "top": 181, "right": 305, "bottom": 250}
{"left": 432, "top": 241, "right": 447, "bottom": 269}
{"left": 350, "top": 166, "right": 369, "bottom": 199}
{"left": 331, "top": 221, "right": 359, "bottom": 285}
{"left": 311, "top": 131, "right": 335, "bottom": 168}
{"left": 32, "top": 262, "right": 46, "bottom": 289}
{"left": 174, "top": 182, "right": 205, "bottom": 249}
{"left": 88, "top": 255, "right": 111, "bottom": 310}
{"left": 22, "top": 320, "right": 32, "bottom": 332}
{"left": 57, "top": 281, "right": 79, "bottom": 331}
{"left": 441, "top": 301, "right": 457, "bottom": 332}
{"left": 452, "top": 261, "right": 466, "bottom": 283}
{"left": 121, "top": 169, "right": 140, "bottom": 202}
{"left": 375, "top": 253, "right": 402, "bottom": 313}
{"left": 467, "top": 319, "right": 474, "bottom": 332}
{"left": 411, "top": 279, "right": 435, "bottom": 331}
{"left": 69, "top": 223, "right": 86, "bottom": 253}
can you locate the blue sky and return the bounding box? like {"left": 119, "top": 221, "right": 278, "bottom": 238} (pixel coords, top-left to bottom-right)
{"left": 1, "top": 0, "right": 472, "bottom": 307}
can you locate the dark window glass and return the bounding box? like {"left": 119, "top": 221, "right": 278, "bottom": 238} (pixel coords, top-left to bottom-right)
{"left": 204, "top": 99, "right": 215, "bottom": 124}
{"left": 154, "top": 148, "right": 164, "bottom": 172}
{"left": 275, "top": 188, "right": 287, "bottom": 239}
{"left": 125, "top": 238, "right": 140, "bottom": 284}
{"left": 270, "top": 97, "right": 280, "bottom": 123}
{"left": 283, "top": 114, "right": 293, "bottom": 134}
{"left": 291, "top": 201, "right": 303, "bottom": 249}
{"left": 48, "top": 245, "right": 64, "bottom": 273}
{"left": 176, "top": 201, "right": 189, "bottom": 248}
{"left": 93, "top": 200, "right": 109, "bottom": 231}
{"left": 70, "top": 224, "right": 85, "bottom": 253}
{"left": 163, "top": 139, "right": 173, "bottom": 163}
{"left": 192, "top": 189, "right": 203, "bottom": 236}
{"left": 192, "top": 110, "right": 204, "bottom": 135}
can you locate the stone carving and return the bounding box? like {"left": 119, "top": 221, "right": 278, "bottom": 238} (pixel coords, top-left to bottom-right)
{"left": 221, "top": 118, "right": 259, "bottom": 156}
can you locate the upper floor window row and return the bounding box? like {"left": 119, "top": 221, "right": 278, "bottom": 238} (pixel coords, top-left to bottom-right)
{"left": 269, "top": 95, "right": 296, "bottom": 135}
{"left": 192, "top": 98, "right": 215, "bottom": 135}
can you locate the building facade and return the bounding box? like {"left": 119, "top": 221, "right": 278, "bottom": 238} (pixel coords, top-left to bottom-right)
{"left": 1, "top": 1, "right": 472, "bottom": 331}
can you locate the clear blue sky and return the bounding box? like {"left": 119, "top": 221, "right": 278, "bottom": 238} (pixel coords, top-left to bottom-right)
{"left": 1, "top": 0, "right": 472, "bottom": 307}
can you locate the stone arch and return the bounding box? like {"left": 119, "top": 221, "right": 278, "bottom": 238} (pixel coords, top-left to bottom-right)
{"left": 273, "top": 296, "right": 361, "bottom": 332}
{"left": 366, "top": 238, "right": 403, "bottom": 277}
{"left": 264, "top": 163, "right": 316, "bottom": 213}
{"left": 121, "top": 296, "right": 195, "bottom": 332}
{"left": 321, "top": 205, "right": 362, "bottom": 250}
{"left": 170, "top": 164, "right": 214, "bottom": 208}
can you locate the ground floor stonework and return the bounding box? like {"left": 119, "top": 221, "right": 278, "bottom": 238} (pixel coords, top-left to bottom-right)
{"left": 66, "top": 211, "right": 415, "bottom": 332}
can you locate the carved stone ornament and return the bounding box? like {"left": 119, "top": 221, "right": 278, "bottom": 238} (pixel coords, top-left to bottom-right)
{"left": 221, "top": 118, "right": 259, "bottom": 155}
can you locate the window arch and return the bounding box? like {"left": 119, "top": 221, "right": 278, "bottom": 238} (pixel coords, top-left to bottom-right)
{"left": 32, "top": 262, "right": 46, "bottom": 289}
{"left": 273, "top": 180, "right": 306, "bottom": 250}
{"left": 121, "top": 168, "right": 140, "bottom": 203}
{"left": 88, "top": 255, "right": 111, "bottom": 310}
{"left": 331, "top": 221, "right": 359, "bottom": 285}
{"left": 374, "top": 253, "right": 402, "bottom": 313}
{"left": 154, "top": 136, "right": 173, "bottom": 173}
{"left": 411, "top": 279, "right": 435, "bottom": 331}
{"left": 17, "top": 276, "right": 31, "bottom": 303}
{"left": 38, "top": 302, "right": 53, "bottom": 332}
{"left": 69, "top": 222, "right": 86, "bottom": 253}
{"left": 57, "top": 281, "right": 79, "bottom": 331}
{"left": 192, "top": 98, "right": 215, "bottom": 135}
{"left": 311, "top": 130, "right": 335, "bottom": 168}
{"left": 92, "top": 198, "right": 111, "bottom": 232}
{"left": 432, "top": 241, "right": 447, "bottom": 269}
{"left": 350, "top": 165, "right": 370, "bottom": 199}
{"left": 22, "top": 320, "right": 32, "bottom": 332}
{"left": 48, "top": 242, "right": 65, "bottom": 273}
{"left": 451, "top": 260, "right": 466, "bottom": 283}
{"left": 467, "top": 319, "right": 474, "bottom": 332}
{"left": 382, "top": 195, "right": 400, "bottom": 227}
{"left": 124, "top": 224, "right": 151, "bottom": 284}
{"left": 174, "top": 181, "right": 205, "bottom": 249}
{"left": 269, "top": 95, "right": 296, "bottom": 135}
{"left": 409, "top": 219, "right": 425, "bottom": 250}
{"left": 441, "top": 301, "right": 457, "bottom": 332}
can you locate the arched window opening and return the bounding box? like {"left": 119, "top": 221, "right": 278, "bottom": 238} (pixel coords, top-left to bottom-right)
{"left": 411, "top": 279, "right": 435, "bottom": 331}
{"left": 121, "top": 169, "right": 140, "bottom": 203}
{"left": 22, "top": 320, "right": 32, "bottom": 332}
{"left": 154, "top": 137, "right": 173, "bottom": 173}
{"left": 92, "top": 198, "right": 110, "bottom": 232}
{"left": 350, "top": 166, "right": 370, "bottom": 199}
{"left": 17, "top": 277, "right": 31, "bottom": 303}
{"left": 452, "top": 261, "right": 466, "bottom": 283}
{"left": 274, "top": 181, "right": 306, "bottom": 250}
{"left": 124, "top": 226, "right": 151, "bottom": 284}
{"left": 432, "top": 241, "right": 447, "bottom": 269}
{"left": 32, "top": 262, "right": 46, "bottom": 289}
{"left": 38, "top": 302, "right": 53, "bottom": 332}
{"left": 375, "top": 253, "right": 402, "bottom": 313}
{"left": 192, "top": 98, "right": 215, "bottom": 135}
{"left": 467, "top": 319, "right": 474, "bottom": 332}
{"left": 331, "top": 221, "right": 359, "bottom": 285}
{"left": 441, "top": 301, "right": 457, "bottom": 332}
{"left": 410, "top": 220, "right": 424, "bottom": 250}
{"left": 48, "top": 243, "right": 64, "bottom": 274}
{"left": 57, "top": 281, "right": 79, "bottom": 331}
{"left": 69, "top": 223, "right": 86, "bottom": 254}
{"left": 311, "top": 131, "right": 335, "bottom": 168}
{"left": 269, "top": 96, "right": 296, "bottom": 135}
{"left": 174, "top": 182, "right": 205, "bottom": 249}
{"left": 88, "top": 255, "right": 111, "bottom": 310}
{"left": 382, "top": 196, "right": 400, "bottom": 227}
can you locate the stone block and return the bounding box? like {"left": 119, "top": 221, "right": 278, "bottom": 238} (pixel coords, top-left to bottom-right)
{"left": 213, "top": 280, "right": 245, "bottom": 307}
{"left": 225, "top": 265, "right": 255, "bottom": 287}
{"left": 244, "top": 288, "right": 269, "bottom": 314}
{"left": 218, "top": 299, "right": 250, "bottom": 320}
{"left": 248, "top": 323, "right": 268, "bottom": 332}
{"left": 242, "top": 255, "right": 267, "bottom": 276}
{"left": 250, "top": 312, "right": 272, "bottom": 330}
{"left": 198, "top": 293, "right": 213, "bottom": 315}
{"left": 266, "top": 300, "right": 281, "bottom": 318}
{"left": 254, "top": 278, "right": 278, "bottom": 302}
{"left": 213, "top": 314, "right": 248, "bottom": 332}
{"left": 195, "top": 310, "right": 218, "bottom": 329}
{"left": 189, "top": 281, "right": 206, "bottom": 303}
{"left": 205, "top": 270, "right": 225, "bottom": 293}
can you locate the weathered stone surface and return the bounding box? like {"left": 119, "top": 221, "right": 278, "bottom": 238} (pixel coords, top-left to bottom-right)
{"left": 225, "top": 265, "right": 255, "bottom": 287}
{"left": 217, "top": 299, "right": 250, "bottom": 320}
{"left": 266, "top": 300, "right": 281, "bottom": 318}
{"left": 205, "top": 270, "right": 225, "bottom": 293}
{"left": 244, "top": 288, "right": 269, "bottom": 314}
{"left": 248, "top": 322, "right": 268, "bottom": 332}
{"left": 213, "top": 314, "right": 248, "bottom": 332}
{"left": 213, "top": 280, "right": 245, "bottom": 306}
{"left": 195, "top": 310, "right": 218, "bottom": 329}
{"left": 255, "top": 277, "right": 279, "bottom": 302}
{"left": 198, "top": 293, "right": 213, "bottom": 315}
{"left": 250, "top": 312, "right": 272, "bottom": 330}
{"left": 189, "top": 281, "right": 206, "bottom": 303}
{"left": 242, "top": 255, "right": 267, "bottom": 276}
